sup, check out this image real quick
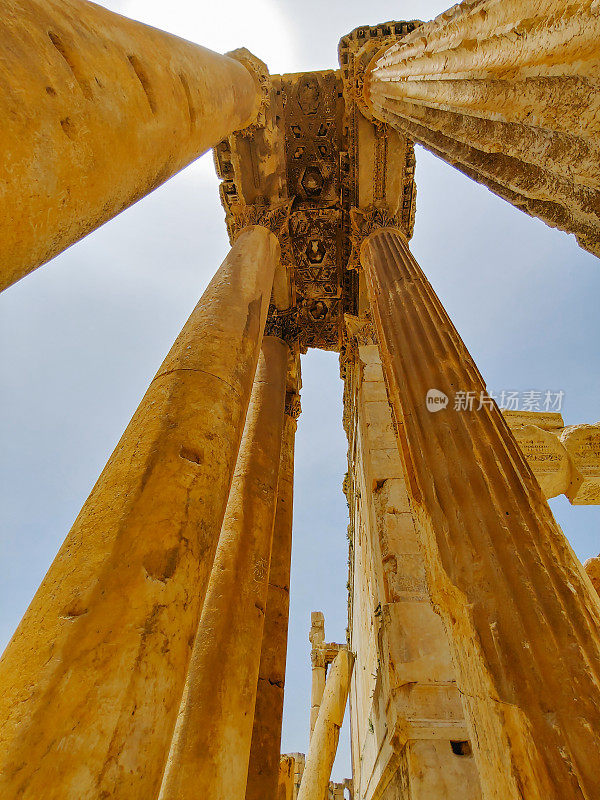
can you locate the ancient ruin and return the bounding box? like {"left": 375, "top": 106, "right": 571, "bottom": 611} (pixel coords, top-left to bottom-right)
{"left": 1, "top": 0, "right": 600, "bottom": 798}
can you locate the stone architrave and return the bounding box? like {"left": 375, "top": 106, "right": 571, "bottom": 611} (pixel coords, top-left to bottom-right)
{"left": 502, "top": 412, "right": 600, "bottom": 504}
{"left": 0, "top": 226, "right": 279, "bottom": 800}
{"left": 506, "top": 423, "right": 572, "bottom": 499}
{"left": 561, "top": 424, "right": 600, "bottom": 504}
{"left": 0, "top": 0, "right": 264, "bottom": 291}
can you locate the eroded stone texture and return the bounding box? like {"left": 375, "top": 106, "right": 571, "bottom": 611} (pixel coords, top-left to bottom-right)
{"left": 159, "top": 335, "right": 288, "bottom": 800}
{"left": 279, "top": 753, "right": 305, "bottom": 800}
{"left": 585, "top": 557, "right": 600, "bottom": 596}
{"left": 561, "top": 423, "right": 600, "bottom": 504}
{"left": 246, "top": 382, "right": 301, "bottom": 800}
{"left": 342, "top": 340, "right": 481, "bottom": 800}
{"left": 363, "top": 1, "right": 600, "bottom": 257}
{"left": 360, "top": 226, "right": 600, "bottom": 799}
{"left": 0, "top": 0, "right": 262, "bottom": 291}
{"left": 0, "top": 226, "right": 278, "bottom": 800}
{"left": 503, "top": 411, "right": 600, "bottom": 504}
{"left": 297, "top": 648, "right": 354, "bottom": 800}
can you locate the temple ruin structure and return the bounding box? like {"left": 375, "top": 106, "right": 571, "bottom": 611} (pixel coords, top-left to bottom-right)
{"left": 1, "top": 1, "right": 600, "bottom": 798}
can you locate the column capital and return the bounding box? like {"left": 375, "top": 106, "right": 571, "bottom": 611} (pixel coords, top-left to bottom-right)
{"left": 228, "top": 199, "right": 294, "bottom": 244}
{"left": 284, "top": 391, "right": 302, "bottom": 420}
{"left": 225, "top": 48, "right": 271, "bottom": 133}
{"left": 348, "top": 205, "right": 404, "bottom": 270}
{"left": 338, "top": 21, "right": 422, "bottom": 123}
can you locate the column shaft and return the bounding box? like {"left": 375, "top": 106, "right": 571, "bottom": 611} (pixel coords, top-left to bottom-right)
{"left": 585, "top": 557, "right": 600, "bottom": 595}
{"left": 309, "top": 610, "right": 326, "bottom": 740}
{"left": 296, "top": 649, "right": 354, "bottom": 800}
{"left": 1, "top": 0, "right": 261, "bottom": 292}
{"left": 0, "top": 226, "right": 278, "bottom": 800}
{"left": 310, "top": 660, "right": 327, "bottom": 739}
{"left": 361, "top": 227, "right": 600, "bottom": 800}
{"left": 159, "top": 335, "right": 288, "bottom": 800}
{"left": 245, "top": 402, "right": 299, "bottom": 800}
{"left": 364, "top": 0, "right": 600, "bottom": 257}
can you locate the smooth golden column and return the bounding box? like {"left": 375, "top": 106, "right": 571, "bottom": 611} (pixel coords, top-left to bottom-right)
{"left": 296, "top": 648, "right": 354, "bottom": 800}
{"left": 159, "top": 335, "right": 288, "bottom": 800}
{"left": 0, "top": 226, "right": 279, "bottom": 800}
{"left": 0, "top": 0, "right": 262, "bottom": 292}
{"left": 361, "top": 227, "right": 600, "bottom": 800}
{"left": 246, "top": 395, "right": 300, "bottom": 800}
{"left": 363, "top": 0, "right": 600, "bottom": 257}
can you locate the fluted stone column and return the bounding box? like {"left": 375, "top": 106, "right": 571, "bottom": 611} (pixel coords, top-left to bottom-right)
{"left": 1, "top": 0, "right": 263, "bottom": 292}
{"left": 297, "top": 648, "right": 354, "bottom": 800}
{"left": 0, "top": 226, "right": 279, "bottom": 800}
{"left": 245, "top": 392, "right": 300, "bottom": 800}
{"left": 360, "top": 227, "right": 600, "bottom": 800}
{"left": 159, "top": 335, "right": 288, "bottom": 800}
{"left": 364, "top": 0, "right": 600, "bottom": 257}
{"left": 585, "top": 557, "right": 600, "bottom": 595}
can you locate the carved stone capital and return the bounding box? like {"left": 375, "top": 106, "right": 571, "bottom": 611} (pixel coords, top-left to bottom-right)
{"left": 284, "top": 391, "right": 302, "bottom": 420}
{"left": 226, "top": 48, "right": 271, "bottom": 132}
{"left": 338, "top": 21, "right": 421, "bottom": 122}
{"left": 229, "top": 199, "right": 294, "bottom": 244}
{"left": 348, "top": 205, "right": 402, "bottom": 270}
{"left": 344, "top": 312, "right": 378, "bottom": 346}
{"left": 264, "top": 304, "right": 300, "bottom": 348}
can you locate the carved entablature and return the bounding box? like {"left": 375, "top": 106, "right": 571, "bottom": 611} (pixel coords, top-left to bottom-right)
{"left": 212, "top": 30, "right": 418, "bottom": 353}
{"left": 338, "top": 22, "right": 419, "bottom": 245}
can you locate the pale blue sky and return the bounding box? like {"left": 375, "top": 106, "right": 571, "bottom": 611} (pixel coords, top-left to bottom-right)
{"left": 1, "top": 0, "right": 599, "bottom": 783}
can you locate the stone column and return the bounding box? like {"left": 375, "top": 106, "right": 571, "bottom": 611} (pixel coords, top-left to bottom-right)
{"left": 585, "top": 557, "right": 600, "bottom": 596}
{"left": 0, "top": 226, "right": 278, "bottom": 800}
{"left": 1, "top": 0, "right": 264, "bottom": 292}
{"left": 245, "top": 390, "right": 301, "bottom": 800}
{"left": 360, "top": 226, "right": 600, "bottom": 800}
{"left": 362, "top": 1, "right": 600, "bottom": 257}
{"left": 309, "top": 611, "right": 327, "bottom": 739}
{"left": 159, "top": 334, "right": 288, "bottom": 800}
{"left": 278, "top": 755, "right": 297, "bottom": 800}
{"left": 297, "top": 648, "right": 354, "bottom": 800}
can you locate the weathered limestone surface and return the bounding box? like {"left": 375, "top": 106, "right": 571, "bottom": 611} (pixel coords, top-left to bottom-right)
{"left": 279, "top": 753, "right": 305, "bottom": 800}
{"left": 159, "top": 335, "right": 287, "bottom": 800}
{"left": 0, "top": 0, "right": 262, "bottom": 291}
{"left": 361, "top": 227, "right": 600, "bottom": 799}
{"left": 585, "top": 557, "right": 600, "bottom": 596}
{"left": 343, "top": 341, "right": 480, "bottom": 800}
{"left": 0, "top": 227, "right": 278, "bottom": 800}
{"left": 279, "top": 755, "right": 296, "bottom": 800}
{"left": 503, "top": 411, "right": 600, "bottom": 504}
{"left": 246, "top": 392, "right": 300, "bottom": 800}
{"left": 297, "top": 648, "right": 354, "bottom": 800}
{"left": 309, "top": 612, "right": 327, "bottom": 739}
{"left": 561, "top": 423, "right": 600, "bottom": 504}
{"left": 364, "top": 1, "right": 600, "bottom": 257}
